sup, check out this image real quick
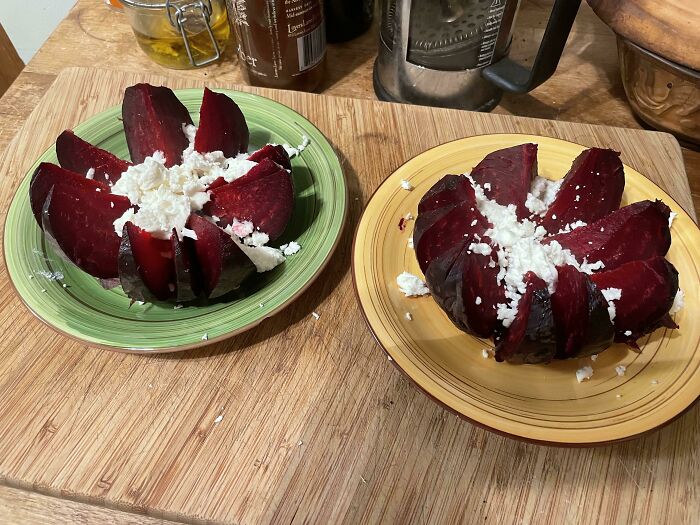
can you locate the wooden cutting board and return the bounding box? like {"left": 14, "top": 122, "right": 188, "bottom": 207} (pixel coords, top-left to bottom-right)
{"left": 0, "top": 67, "right": 696, "bottom": 525}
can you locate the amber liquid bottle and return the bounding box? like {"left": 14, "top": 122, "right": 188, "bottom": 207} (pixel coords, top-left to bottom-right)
{"left": 226, "top": 0, "right": 326, "bottom": 91}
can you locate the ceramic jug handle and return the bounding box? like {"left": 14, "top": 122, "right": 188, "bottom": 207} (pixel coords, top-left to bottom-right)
{"left": 482, "top": 0, "right": 581, "bottom": 93}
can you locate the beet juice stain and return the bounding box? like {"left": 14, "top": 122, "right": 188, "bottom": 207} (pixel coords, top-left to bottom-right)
{"left": 226, "top": 0, "right": 327, "bottom": 92}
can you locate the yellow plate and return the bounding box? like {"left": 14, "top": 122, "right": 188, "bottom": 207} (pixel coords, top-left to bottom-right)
{"left": 353, "top": 134, "right": 700, "bottom": 446}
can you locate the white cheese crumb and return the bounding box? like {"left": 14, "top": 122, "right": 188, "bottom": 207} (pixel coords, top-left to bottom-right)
{"left": 615, "top": 365, "right": 626, "bottom": 376}
{"left": 244, "top": 231, "right": 270, "bottom": 247}
{"left": 281, "top": 135, "right": 310, "bottom": 157}
{"left": 62, "top": 283, "right": 67, "bottom": 288}
{"left": 214, "top": 415, "right": 223, "bottom": 424}
{"left": 229, "top": 218, "right": 255, "bottom": 238}
{"left": 404, "top": 312, "right": 413, "bottom": 321}
{"left": 173, "top": 304, "right": 183, "bottom": 310}
{"left": 651, "top": 379, "right": 659, "bottom": 385}
{"left": 575, "top": 185, "right": 580, "bottom": 190}
{"left": 591, "top": 354, "right": 598, "bottom": 361}
{"left": 110, "top": 202, "right": 114, "bottom": 209}
{"left": 482, "top": 349, "right": 490, "bottom": 359}
{"left": 396, "top": 272, "right": 429, "bottom": 297}
{"left": 576, "top": 366, "right": 594, "bottom": 383}
{"left": 525, "top": 177, "right": 562, "bottom": 215}
{"left": 601, "top": 287, "right": 622, "bottom": 322}
{"left": 181, "top": 227, "right": 198, "bottom": 240}
{"left": 387, "top": 355, "right": 393, "bottom": 361}
{"left": 624, "top": 330, "right": 632, "bottom": 336}
{"left": 259, "top": 303, "right": 264, "bottom": 308}
{"left": 404, "top": 212, "right": 414, "bottom": 221}
{"left": 468, "top": 242, "right": 492, "bottom": 256}
{"left": 40, "top": 288, "right": 46, "bottom": 293}
{"left": 201, "top": 333, "right": 208, "bottom": 341}
{"left": 311, "top": 311, "right": 320, "bottom": 320}
{"left": 483, "top": 183, "right": 491, "bottom": 191}
{"left": 28, "top": 275, "right": 33, "bottom": 279}
{"left": 575, "top": 195, "right": 580, "bottom": 202}
{"left": 616, "top": 394, "right": 622, "bottom": 398}
{"left": 400, "top": 179, "right": 413, "bottom": 191}
{"left": 95, "top": 188, "right": 101, "bottom": 192}
{"left": 475, "top": 296, "right": 482, "bottom": 305}
{"left": 297, "top": 440, "right": 303, "bottom": 446}
{"left": 136, "top": 300, "right": 145, "bottom": 305}
{"left": 86, "top": 168, "right": 95, "bottom": 179}
{"left": 669, "top": 289, "right": 684, "bottom": 315}
{"left": 470, "top": 219, "right": 478, "bottom": 227}
{"left": 552, "top": 214, "right": 557, "bottom": 220}
{"left": 35, "top": 270, "right": 64, "bottom": 281}
{"left": 407, "top": 237, "right": 414, "bottom": 249}
{"left": 280, "top": 241, "right": 301, "bottom": 256}
{"left": 668, "top": 212, "right": 677, "bottom": 228}
{"left": 224, "top": 225, "right": 286, "bottom": 272}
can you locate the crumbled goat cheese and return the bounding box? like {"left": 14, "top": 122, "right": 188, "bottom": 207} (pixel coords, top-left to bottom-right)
{"left": 576, "top": 366, "right": 594, "bottom": 383}
{"left": 475, "top": 296, "right": 482, "bottom": 305}
{"left": 668, "top": 212, "right": 677, "bottom": 228}
{"left": 279, "top": 241, "right": 301, "bottom": 256}
{"left": 404, "top": 212, "right": 414, "bottom": 221}
{"left": 35, "top": 270, "right": 64, "bottom": 281}
{"left": 624, "top": 330, "right": 632, "bottom": 336}
{"left": 223, "top": 225, "right": 285, "bottom": 272}
{"left": 407, "top": 237, "right": 414, "bottom": 249}
{"left": 615, "top": 365, "right": 626, "bottom": 376}
{"left": 40, "top": 288, "right": 46, "bottom": 293}
{"left": 229, "top": 218, "right": 255, "bottom": 238}
{"left": 482, "top": 349, "right": 490, "bottom": 359}
{"left": 483, "top": 183, "right": 491, "bottom": 191}
{"left": 201, "top": 333, "right": 208, "bottom": 341}
{"left": 525, "top": 176, "right": 562, "bottom": 215}
{"left": 651, "top": 379, "right": 659, "bottom": 385}
{"left": 556, "top": 221, "right": 587, "bottom": 234}
{"left": 405, "top": 312, "right": 413, "bottom": 321}
{"left": 669, "top": 289, "right": 684, "bottom": 315}
{"left": 86, "top": 168, "right": 95, "bottom": 179}
{"left": 244, "top": 231, "right": 270, "bottom": 247}
{"left": 401, "top": 179, "right": 413, "bottom": 191}
{"left": 311, "top": 311, "right": 320, "bottom": 320}
{"left": 214, "top": 414, "right": 223, "bottom": 424}
{"left": 468, "top": 242, "right": 492, "bottom": 256}
{"left": 396, "top": 272, "right": 430, "bottom": 297}
{"left": 601, "top": 287, "right": 622, "bottom": 321}
{"left": 281, "top": 135, "right": 310, "bottom": 157}
{"left": 591, "top": 354, "right": 598, "bottom": 361}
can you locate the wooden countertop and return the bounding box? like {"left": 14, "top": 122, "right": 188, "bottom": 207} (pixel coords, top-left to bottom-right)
{"left": 0, "top": 1, "right": 698, "bottom": 524}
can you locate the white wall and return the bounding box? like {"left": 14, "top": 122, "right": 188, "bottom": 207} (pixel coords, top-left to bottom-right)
{"left": 0, "top": 0, "right": 76, "bottom": 63}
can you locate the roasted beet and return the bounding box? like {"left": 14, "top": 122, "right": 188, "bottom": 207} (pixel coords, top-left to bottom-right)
{"left": 247, "top": 144, "right": 291, "bottom": 170}
{"left": 417, "top": 175, "right": 475, "bottom": 214}
{"left": 548, "top": 200, "right": 671, "bottom": 270}
{"left": 494, "top": 273, "right": 556, "bottom": 364}
{"left": 204, "top": 163, "right": 294, "bottom": 241}
{"left": 454, "top": 249, "right": 505, "bottom": 337}
{"left": 550, "top": 265, "right": 614, "bottom": 359}
{"left": 189, "top": 214, "right": 255, "bottom": 298}
{"left": 122, "top": 83, "right": 192, "bottom": 167}
{"left": 56, "top": 130, "right": 131, "bottom": 185}
{"left": 118, "top": 223, "right": 176, "bottom": 302}
{"left": 538, "top": 148, "right": 624, "bottom": 232}
{"left": 30, "top": 162, "right": 110, "bottom": 227}
{"left": 424, "top": 244, "right": 473, "bottom": 333}
{"left": 194, "top": 87, "right": 249, "bottom": 157}
{"left": 171, "top": 229, "right": 199, "bottom": 302}
{"left": 590, "top": 257, "right": 679, "bottom": 344}
{"left": 469, "top": 143, "right": 538, "bottom": 220}
{"left": 41, "top": 181, "right": 131, "bottom": 279}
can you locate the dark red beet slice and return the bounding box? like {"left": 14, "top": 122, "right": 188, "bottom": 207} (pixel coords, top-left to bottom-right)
{"left": 417, "top": 175, "right": 475, "bottom": 214}
{"left": 56, "top": 130, "right": 132, "bottom": 185}
{"left": 122, "top": 83, "right": 192, "bottom": 167}
{"left": 248, "top": 144, "right": 291, "bottom": 171}
{"left": 118, "top": 223, "right": 176, "bottom": 302}
{"left": 550, "top": 265, "right": 614, "bottom": 359}
{"left": 454, "top": 249, "right": 505, "bottom": 337}
{"left": 194, "top": 87, "right": 248, "bottom": 157}
{"left": 414, "top": 201, "right": 490, "bottom": 274}
{"left": 189, "top": 214, "right": 255, "bottom": 298}
{"left": 203, "top": 158, "right": 283, "bottom": 196}
{"left": 494, "top": 273, "right": 557, "bottom": 364}
{"left": 548, "top": 200, "right": 671, "bottom": 271}
{"left": 41, "top": 181, "right": 131, "bottom": 279}
{"left": 538, "top": 148, "right": 624, "bottom": 233}
{"left": 424, "top": 244, "right": 473, "bottom": 333}
{"left": 590, "top": 257, "right": 679, "bottom": 344}
{"left": 469, "top": 143, "right": 538, "bottom": 220}
{"left": 171, "top": 229, "right": 199, "bottom": 302}
{"left": 204, "top": 165, "right": 294, "bottom": 241}
{"left": 30, "top": 162, "right": 110, "bottom": 227}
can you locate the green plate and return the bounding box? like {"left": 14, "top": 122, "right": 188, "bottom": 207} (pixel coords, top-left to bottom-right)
{"left": 4, "top": 89, "right": 347, "bottom": 352}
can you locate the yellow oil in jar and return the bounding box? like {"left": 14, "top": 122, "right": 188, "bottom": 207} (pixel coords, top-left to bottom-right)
{"left": 130, "top": 6, "right": 230, "bottom": 69}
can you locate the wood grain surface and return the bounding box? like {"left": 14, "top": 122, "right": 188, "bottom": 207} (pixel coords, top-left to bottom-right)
{"left": 0, "top": 66, "right": 697, "bottom": 525}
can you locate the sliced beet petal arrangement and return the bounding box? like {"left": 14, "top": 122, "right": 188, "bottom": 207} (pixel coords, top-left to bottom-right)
{"left": 469, "top": 143, "right": 537, "bottom": 220}
{"left": 119, "top": 223, "right": 176, "bottom": 302}
{"left": 538, "top": 148, "right": 624, "bottom": 232}
{"left": 248, "top": 144, "right": 291, "bottom": 170}
{"left": 122, "top": 83, "right": 193, "bottom": 167}
{"left": 417, "top": 175, "right": 476, "bottom": 214}
{"left": 171, "top": 229, "right": 200, "bottom": 302}
{"left": 194, "top": 87, "right": 249, "bottom": 157}
{"left": 56, "top": 130, "right": 132, "bottom": 185}
{"left": 189, "top": 214, "right": 255, "bottom": 298}
{"left": 455, "top": 250, "right": 505, "bottom": 337}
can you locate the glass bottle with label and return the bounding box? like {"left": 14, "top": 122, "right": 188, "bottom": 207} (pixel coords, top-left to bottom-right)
{"left": 226, "top": 0, "right": 327, "bottom": 91}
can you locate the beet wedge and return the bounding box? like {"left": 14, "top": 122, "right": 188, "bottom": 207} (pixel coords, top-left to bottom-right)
{"left": 538, "top": 148, "right": 624, "bottom": 233}
{"left": 548, "top": 200, "right": 671, "bottom": 271}
{"left": 56, "top": 130, "right": 132, "bottom": 185}
{"left": 195, "top": 87, "right": 249, "bottom": 157}
{"left": 417, "top": 175, "right": 475, "bottom": 214}
{"left": 204, "top": 163, "right": 294, "bottom": 241}
{"left": 122, "top": 83, "right": 192, "bottom": 167}
{"left": 590, "top": 257, "right": 679, "bottom": 345}
{"left": 41, "top": 180, "right": 131, "bottom": 279}
{"left": 118, "top": 223, "right": 176, "bottom": 302}
{"left": 171, "top": 229, "right": 199, "bottom": 302}
{"left": 454, "top": 249, "right": 505, "bottom": 337}
{"left": 550, "top": 265, "right": 614, "bottom": 359}
{"left": 30, "top": 162, "right": 110, "bottom": 227}
{"left": 414, "top": 198, "right": 489, "bottom": 274}
{"left": 469, "top": 143, "right": 538, "bottom": 220}
{"left": 189, "top": 214, "right": 255, "bottom": 299}
{"left": 424, "top": 244, "right": 473, "bottom": 333}
{"left": 494, "top": 273, "right": 557, "bottom": 364}
{"left": 248, "top": 144, "right": 291, "bottom": 171}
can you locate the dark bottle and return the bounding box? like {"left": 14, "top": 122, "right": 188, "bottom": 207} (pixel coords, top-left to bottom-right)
{"left": 324, "top": 0, "right": 374, "bottom": 43}
{"left": 226, "top": 0, "right": 327, "bottom": 92}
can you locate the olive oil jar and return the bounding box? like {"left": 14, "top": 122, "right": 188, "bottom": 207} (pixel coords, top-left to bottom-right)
{"left": 121, "top": 0, "right": 230, "bottom": 69}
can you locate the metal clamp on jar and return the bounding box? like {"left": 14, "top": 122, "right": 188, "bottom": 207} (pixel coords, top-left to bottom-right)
{"left": 121, "top": 0, "right": 230, "bottom": 69}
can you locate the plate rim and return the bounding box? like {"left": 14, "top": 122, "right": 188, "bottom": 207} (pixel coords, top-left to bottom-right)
{"left": 351, "top": 132, "right": 700, "bottom": 446}
{"left": 4, "top": 88, "right": 348, "bottom": 353}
